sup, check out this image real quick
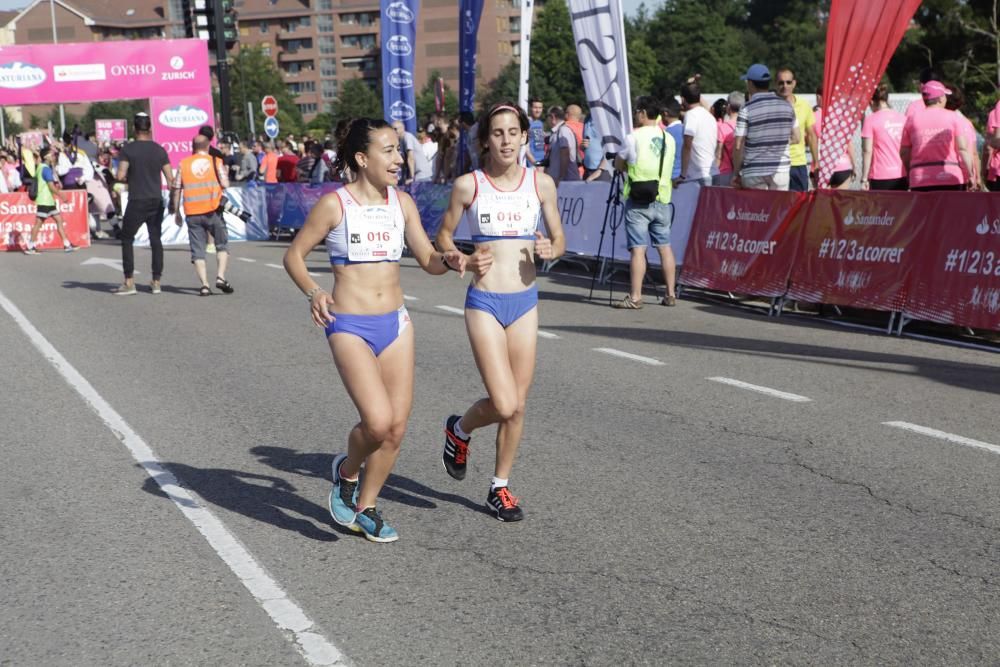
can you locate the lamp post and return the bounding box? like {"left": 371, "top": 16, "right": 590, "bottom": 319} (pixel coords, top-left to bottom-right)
{"left": 49, "top": 0, "right": 66, "bottom": 134}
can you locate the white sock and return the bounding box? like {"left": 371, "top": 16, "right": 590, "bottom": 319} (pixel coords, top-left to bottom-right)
{"left": 63, "top": 240, "right": 71, "bottom": 248}
{"left": 453, "top": 418, "right": 470, "bottom": 440}
{"left": 491, "top": 477, "right": 508, "bottom": 491}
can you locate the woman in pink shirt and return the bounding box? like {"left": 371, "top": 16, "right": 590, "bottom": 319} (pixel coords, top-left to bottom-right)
{"left": 945, "top": 86, "right": 983, "bottom": 190}
{"left": 861, "top": 84, "right": 907, "bottom": 191}
{"left": 813, "top": 105, "right": 856, "bottom": 189}
{"left": 900, "top": 81, "right": 976, "bottom": 192}
{"left": 712, "top": 94, "right": 740, "bottom": 186}
{"left": 985, "top": 100, "right": 1000, "bottom": 191}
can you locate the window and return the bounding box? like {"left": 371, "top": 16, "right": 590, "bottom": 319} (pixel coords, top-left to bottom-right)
{"left": 497, "top": 41, "right": 512, "bottom": 55}
{"left": 260, "top": 21, "right": 269, "bottom": 33}
{"left": 317, "top": 0, "right": 332, "bottom": 8}
{"left": 318, "top": 15, "right": 334, "bottom": 33}
{"left": 341, "top": 56, "right": 378, "bottom": 73}
{"left": 318, "top": 36, "right": 335, "bottom": 54}
{"left": 340, "top": 34, "right": 376, "bottom": 50}
{"left": 298, "top": 103, "right": 318, "bottom": 115}
{"left": 509, "top": 17, "right": 520, "bottom": 33}
{"left": 322, "top": 79, "right": 338, "bottom": 100}
{"left": 282, "top": 38, "right": 313, "bottom": 53}
{"left": 282, "top": 61, "right": 315, "bottom": 74}
{"left": 496, "top": 17, "right": 507, "bottom": 32}
{"left": 320, "top": 57, "right": 337, "bottom": 77}
{"left": 288, "top": 81, "right": 316, "bottom": 94}
{"left": 512, "top": 40, "right": 520, "bottom": 57}
{"left": 339, "top": 11, "right": 378, "bottom": 26}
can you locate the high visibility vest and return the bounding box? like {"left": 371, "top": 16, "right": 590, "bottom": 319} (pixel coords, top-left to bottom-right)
{"left": 625, "top": 124, "right": 675, "bottom": 205}
{"left": 179, "top": 154, "right": 223, "bottom": 216}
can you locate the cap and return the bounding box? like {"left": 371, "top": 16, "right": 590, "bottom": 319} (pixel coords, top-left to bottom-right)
{"left": 740, "top": 64, "right": 771, "bottom": 82}
{"left": 921, "top": 80, "right": 952, "bottom": 98}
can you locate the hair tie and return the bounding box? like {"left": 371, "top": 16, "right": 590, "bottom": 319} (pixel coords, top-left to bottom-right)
{"left": 489, "top": 105, "right": 520, "bottom": 117}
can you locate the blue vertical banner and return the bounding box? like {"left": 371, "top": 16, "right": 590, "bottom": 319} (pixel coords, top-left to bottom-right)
{"left": 381, "top": 0, "right": 419, "bottom": 133}
{"left": 457, "top": 0, "right": 484, "bottom": 173}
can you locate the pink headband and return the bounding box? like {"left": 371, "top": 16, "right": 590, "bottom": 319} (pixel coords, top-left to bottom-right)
{"left": 490, "top": 105, "right": 520, "bottom": 116}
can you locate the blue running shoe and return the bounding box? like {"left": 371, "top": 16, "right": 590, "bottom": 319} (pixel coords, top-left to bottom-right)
{"left": 354, "top": 506, "right": 399, "bottom": 543}
{"left": 328, "top": 453, "right": 359, "bottom": 527}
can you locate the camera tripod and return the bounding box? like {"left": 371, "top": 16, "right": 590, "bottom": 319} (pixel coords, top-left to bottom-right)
{"left": 587, "top": 166, "right": 627, "bottom": 304}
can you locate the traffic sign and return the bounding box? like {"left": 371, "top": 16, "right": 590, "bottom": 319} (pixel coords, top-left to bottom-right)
{"left": 264, "top": 116, "right": 279, "bottom": 139}
{"left": 261, "top": 95, "right": 278, "bottom": 117}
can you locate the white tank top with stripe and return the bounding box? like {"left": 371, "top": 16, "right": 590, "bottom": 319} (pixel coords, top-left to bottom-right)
{"left": 462, "top": 168, "right": 542, "bottom": 242}
{"left": 326, "top": 186, "right": 405, "bottom": 265}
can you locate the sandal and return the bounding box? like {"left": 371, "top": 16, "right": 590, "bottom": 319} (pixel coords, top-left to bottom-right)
{"left": 613, "top": 295, "right": 643, "bottom": 309}
{"left": 199, "top": 286, "right": 211, "bottom": 297}
{"left": 215, "top": 278, "right": 234, "bottom": 294}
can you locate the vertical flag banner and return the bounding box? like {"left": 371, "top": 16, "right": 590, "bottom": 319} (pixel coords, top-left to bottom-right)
{"left": 568, "top": 0, "right": 632, "bottom": 156}
{"left": 381, "top": 0, "right": 420, "bottom": 134}
{"left": 818, "top": 0, "right": 921, "bottom": 187}
{"left": 458, "top": 0, "right": 485, "bottom": 173}
{"left": 518, "top": 0, "right": 535, "bottom": 112}
{"left": 434, "top": 77, "right": 446, "bottom": 114}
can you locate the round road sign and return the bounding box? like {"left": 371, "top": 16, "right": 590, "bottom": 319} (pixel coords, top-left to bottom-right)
{"left": 264, "top": 116, "right": 280, "bottom": 139}
{"left": 261, "top": 96, "right": 278, "bottom": 117}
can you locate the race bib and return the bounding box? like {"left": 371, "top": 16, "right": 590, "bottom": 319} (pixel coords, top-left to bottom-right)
{"left": 477, "top": 192, "right": 539, "bottom": 237}
{"left": 346, "top": 205, "right": 404, "bottom": 262}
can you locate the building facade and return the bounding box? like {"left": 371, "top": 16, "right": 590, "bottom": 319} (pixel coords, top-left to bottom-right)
{"left": 1, "top": 0, "right": 525, "bottom": 124}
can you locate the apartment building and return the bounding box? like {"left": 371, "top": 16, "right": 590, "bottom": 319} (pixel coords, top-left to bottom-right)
{"left": 0, "top": 0, "right": 525, "bottom": 123}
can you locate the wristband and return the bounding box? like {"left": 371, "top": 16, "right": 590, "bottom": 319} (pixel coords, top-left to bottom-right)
{"left": 441, "top": 252, "right": 458, "bottom": 272}
{"left": 305, "top": 286, "right": 324, "bottom": 301}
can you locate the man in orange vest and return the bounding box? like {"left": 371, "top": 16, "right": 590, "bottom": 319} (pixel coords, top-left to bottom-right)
{"left": 169, "top": 135, "right": 235, "bottom": 296}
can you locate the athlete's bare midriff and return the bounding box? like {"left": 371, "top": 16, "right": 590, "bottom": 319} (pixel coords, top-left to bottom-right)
{"left": 331, "top": 263, "right": 404, "bottom": 314}
{"left": 471, "top": 238, "right": 536, "bottom": 292}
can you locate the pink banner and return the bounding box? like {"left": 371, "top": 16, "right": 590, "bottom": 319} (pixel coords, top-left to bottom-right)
{"left": 95, "top": 119, "right": 127, "bottom": 142}
{"left": 150, "top": 94, "right": 216, "bottom": 168}
{"left": 0, "top": 191, "right": 90, "bottom": 252}
{"left": 0, "top": 38, "right": 211, "bottom": 105}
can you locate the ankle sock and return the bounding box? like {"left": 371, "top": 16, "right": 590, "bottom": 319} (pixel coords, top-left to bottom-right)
{"left": 491, "top": 477, "right": 508, "bottom": 491}
{"left": 339, "top": 462, "right": 359, "bottom": 482}
{"left": 453, "top": 418, "right": 470, "bottom": 440}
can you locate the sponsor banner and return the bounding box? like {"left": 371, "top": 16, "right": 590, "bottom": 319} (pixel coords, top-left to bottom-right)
{"left": 818, "top": 0, "right": 920, "bottom": 187}
{"left": 381, "top": 0, "right": 419, "bottom": 134}
{"left": 0, "top": 39, "right": 211, "bottom": 105}
{"left": 128, "top": 186, "right": 265, "bottom": 247}
{"left": 681, "top": 187, "right": 808, "bottom": 296}
{"left": 904, "top": 193, "right": 1000, "bottom": 331}
{"left": 150, "top": 94, "right": 216, "bottom": 168}
{"left": 787, "top": 190, "right": 921, "bottom": 310}
{"left": 567, "top": 0, "right": 632, "bottom": 155}
{"left": 0, "top": 191, "right": 90, "bottom": 251}
{"left": 95, "top": 119, "right": 127, "bottom": 142}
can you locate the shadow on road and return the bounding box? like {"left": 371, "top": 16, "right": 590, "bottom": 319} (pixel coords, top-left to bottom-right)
{"left": 250, "top": 445, "right": 485, "bottom": 514}
{"left": 62, "top": 280, "right": 204, "bottom": 296}
{"left": 140, "top": 462, "right": 342, "bottom": 541}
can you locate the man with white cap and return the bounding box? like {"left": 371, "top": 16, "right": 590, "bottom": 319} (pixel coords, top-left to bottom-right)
{"left": 900, "top": 80, "right": 976, "bottom": 192}
{"left": 730, "top": 64, "right": 800, "bottom": 190}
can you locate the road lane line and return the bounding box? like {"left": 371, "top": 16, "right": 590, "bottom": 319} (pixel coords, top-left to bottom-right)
{"left": 435, "top": 305, "right": 465, "bottom": 316}
{"left": 403, "top": 295, "right": 419, "bottom": 301}
{"left": 0, "top": 289, "right": 345, "bottom": 667}
{"left": 883, "top": 421, "right": 1000, "bottom": 456}
{"left": 265, "top": 263, "right": 284, "bottom": 269}
{"left": 707, "top": 377, "right": 812, "bottom": 402}
{"left": 593, "top": 347, "right": 664, "bottom": 366}
{"left": 537, "top": 330, "right": 560, "bottom": 339}
{"left": 237, "top": 257, "right": 257, "bottom": 263}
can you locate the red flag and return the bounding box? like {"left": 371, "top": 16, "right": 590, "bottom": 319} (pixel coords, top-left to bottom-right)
{"left": 818, "top": 0, "right": 920, "bottom": 187}
{"left": 434, "top": 77, "right": 446, "bottom": 114}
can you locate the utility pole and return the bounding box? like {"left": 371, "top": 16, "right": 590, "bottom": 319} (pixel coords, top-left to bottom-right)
{"left": 212, "top": 0, "right": 233, "bottom": 133}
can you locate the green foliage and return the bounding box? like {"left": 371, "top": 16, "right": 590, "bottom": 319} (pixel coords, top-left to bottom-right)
{"left": 80, "top": 101, "right": 147, "bottom": 134}
{"left": 416, "top": 71, "right": 459, "bottom": 121}
{"left": 228, "top": 46, "right": 305, "bottom": 139}
{"left": 307, "top": 112, "right": 335, "bottom": 134}
{"left": 330, "top": 78, "right": 383, "bottom": 123}
{"left": 2, "top": 108, "right": 24, "bottom": 137}
{"left": 477, "top": 61, "right": 521, "bottom": 112}
{"left": 526, "top": 0, "right": 585, "bottom": 107}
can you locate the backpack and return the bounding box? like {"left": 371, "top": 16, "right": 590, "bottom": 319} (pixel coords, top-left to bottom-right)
{"left": 25, "top": 165, "right": 38, "bottom": 201}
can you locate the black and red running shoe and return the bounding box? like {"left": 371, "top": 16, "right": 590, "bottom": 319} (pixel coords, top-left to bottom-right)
{"left": 486, "top": 486, "right": 524, "bottom": 522}
{"left": 443, "top": 414, "right": 470, "bottom": 480}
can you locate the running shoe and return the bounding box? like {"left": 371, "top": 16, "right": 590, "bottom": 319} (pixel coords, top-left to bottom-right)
{"left": 23, "top": 247, "right": 38, "bottom": 255}
{"left": 486, "top": 486, "right": 524, "bottom": 522}
{"left": 353, "top": 506, "right": 399, "bottom": 543}
{"left": 443, "top": 414, "right": 470, "bottom": 480}
{"left": 113, "top": 283, "right": 137, "bottom": 296}
{"left": 151, "top": 280, "right": 162, "bottom": 294}
{"left": 328, "top": 453, "right": 359, "bottom": 527}
{"left": 64, "top": 245, "right": 78, "bottom": 253}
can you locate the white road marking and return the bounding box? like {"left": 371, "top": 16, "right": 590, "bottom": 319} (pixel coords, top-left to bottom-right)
{"left": 308, "top": 272, "right": 320, "bottom": 277}
{"left": 82, "top": 257, "right": 133, "bottom": 273}
{"left": 435, "top": 305, "right": 465, "bottom": 316}
{"left": 403, "top": 295, "right": 419, "bottom": 302}
{"left": 883, "top": 421, "right": 1000, "bottom": 456}
{"left": 0, "top": 289, "right": 345, "bottom": 667}
{"left": 237, "top": 257, "right": 257, "bottom": 263}
{"left": 265, "top": 263, "right": 284, "bottom": 270}
{"left": 537, "top": 330, "right": 560, "bottom": 339}
{"left": 593, "top": 347, "right": 664, "bottom": 366}
{"left": 707, "top": 377, "right": 812, "bottom": 402}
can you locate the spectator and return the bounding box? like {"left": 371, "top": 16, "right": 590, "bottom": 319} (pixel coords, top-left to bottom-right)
{"left": 307, "top": 142, "right": 329, "bottom": 185}
{"left": 775, "top": 67, "right": 819, "bottom": 191}
{"left": 660, "top": 98, "right": 684, "bottom": 182}
{"left": 237, "top": 141, "right": 258, "bottom": 182}
{"left": 296, "top": 141, "right": 317, "bottom": 183}
{"left": 581, "top": 112, "right": 611, "bottom": 182}
{"left": 23, "top": 146, "right": 77, "bottom": 254}
{"left": 420, "top": 125, "right": 438, "bottom": 166}
{"left": 392, "top": 121, "right": 433, "bottom": 184}
{"left": 613, "top": 96, "right": 678, "bottom": 309}
{"left": 566, "top": 103, "right": 586, "bottom": 177}
{"left": 526, "top": 98, "right": 546, "bottom": 169}
{"left": 546, "top": 105, "right": 580, "bottom": 186}
{"left": 276, "top": 141, "right": 300, "bottom": 183}
{"left": 905, "top": 67, "right": 942, "bottom": 119}
{"left": 860, "top": 83, "right": 907, "bottom": 191}
{"left": 901, "top": 80, "right": 976, "bottom": 192}
{"left": 169, "top": 134, "right": 234, "bottom": 296}
{"left": 813, "top": 95, "right": 856, "bottom": 189}
{"left": 984, "top": 99, "right": 1000, "bottom": 191}
{"left": 258, "top": 142, "right": 279, "bottom": 183}
{"left": 713, "top": 92, "right": 742, "bottom": 186}
{"left": 115, "top": 112, "right": 174, "bottom": 295}
{"left": 945, "top": 84, "right": 982, "bottom": 190}
{"left": 679, "top": 79, "right": 718, "bottom": 187}
{"left": 731, "top": 64, "right": 800, "bottom": 190}
{"left": 78, "top": 132, "right": 99, "bottom": 162}
{"left": 460, "top": 111, "right": 478, "bottom": 173}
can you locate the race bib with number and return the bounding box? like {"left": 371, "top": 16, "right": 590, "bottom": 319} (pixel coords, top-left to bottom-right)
{"left": 346, "top": 205, "right": 404, "bottom": 262}
{"left": 477, "top": 192, "right": 539, "bottom": 238}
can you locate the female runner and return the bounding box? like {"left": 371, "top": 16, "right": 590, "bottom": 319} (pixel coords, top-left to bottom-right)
{"left": 284, "top": 118, "right": 471, "bottom": 543}
{"left": 435, "top": 101, "right": 565, "bottom": 522}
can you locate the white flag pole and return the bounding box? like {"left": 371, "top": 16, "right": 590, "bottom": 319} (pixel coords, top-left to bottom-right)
{"left": 518, "top": 0, "right": 534, "bottom": 111}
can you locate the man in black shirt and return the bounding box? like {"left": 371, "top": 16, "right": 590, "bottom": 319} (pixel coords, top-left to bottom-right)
{"left": 115, "top": 112, "right": 174, "bottom": 296}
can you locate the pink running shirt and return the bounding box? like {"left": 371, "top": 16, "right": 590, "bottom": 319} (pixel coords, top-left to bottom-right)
{"left": 717, "top": 118, "right": 736, "bottom": 175}
{"left": 901, "top": 106, "right": 966, "bottom": 188}
{"left": 861, "top": 108, "right": 906, "bottom": 180}
{"left": 987, "top": 101, "right": 1000, "bottom": 181}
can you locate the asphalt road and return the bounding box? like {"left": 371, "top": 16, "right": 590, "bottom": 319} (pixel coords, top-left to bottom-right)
{"left": 2, "top": 239, "right": 998, "bottom": 666}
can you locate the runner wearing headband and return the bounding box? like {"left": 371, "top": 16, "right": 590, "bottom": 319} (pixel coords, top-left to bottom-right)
{"left": 284, "top": 118, "right": 472, "bottom": 543}
{"left": 435, "top": 101, "right": 565, "bottom": 522}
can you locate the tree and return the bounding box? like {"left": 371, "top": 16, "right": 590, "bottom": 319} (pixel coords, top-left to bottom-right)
{"left": 330, "top": 77, "right": 383, "bottom": 123}
{"left": 81, "top": 100, "right": 147, "bottom": 135}
{"left": 416, "top": 70, "right": 459, "bottom": 121}
{"left": 227, "top": 46, "right": 305, "bottom": 139}
{"left": 527, "top": 0, "right": 585, "bottom": 106}
{"left": 2, "top": 108, "right": 24, "bottom": 138}
{"left": 477, "top": 61, "right": 521, "bottom": 112}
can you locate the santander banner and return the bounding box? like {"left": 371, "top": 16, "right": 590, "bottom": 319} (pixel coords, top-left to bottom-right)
{"left": 904, "top": 193, "right": 1000, "bottom": 331}
{"left": 788, "top": 191, "right": 921, "bottom": 310}
{"left": 0, "top": 38, "right": 211, "bottom": 105}
{"left": 151, "top": 94, "right": 216, "bottom": 168}
{"left": 683, "top": 188, "right": 808, "bottom": 297}
{"left": 0, "top": 191, "right": 90, "bottom": 252}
